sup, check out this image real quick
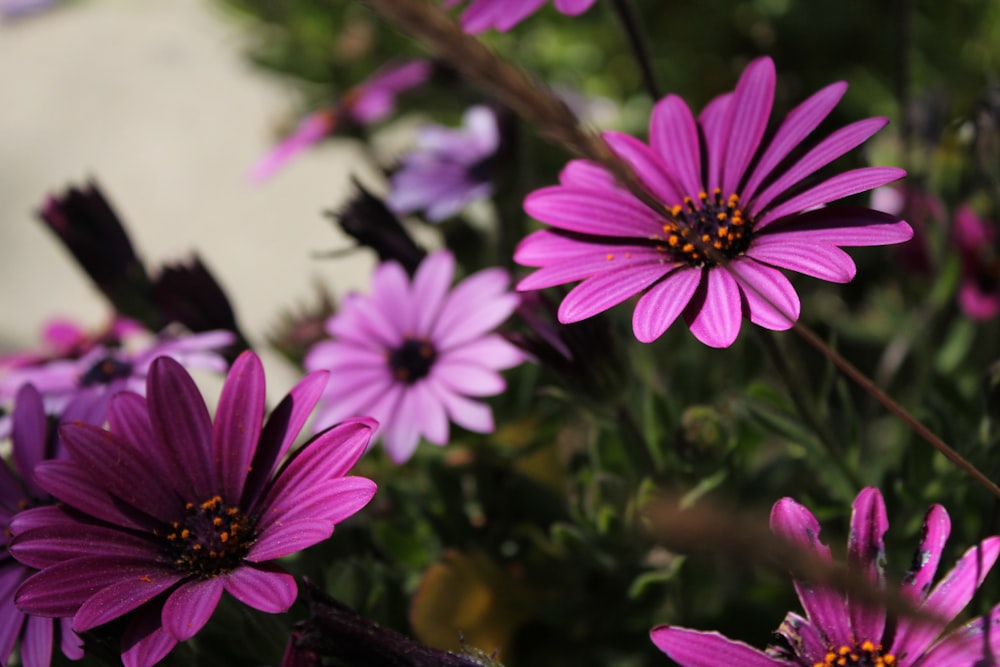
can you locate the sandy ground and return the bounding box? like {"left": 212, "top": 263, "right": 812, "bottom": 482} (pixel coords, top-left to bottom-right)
{"left": 0, "top": 0, "right": 383, "bottom": 396}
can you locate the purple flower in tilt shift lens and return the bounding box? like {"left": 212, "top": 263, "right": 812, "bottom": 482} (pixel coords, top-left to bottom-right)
{"left": 443, "top": 0, "right": 597, "bottom": 33}
{"left": 0, "top": 386, "right": 84, "bottom": 667}
{"left": 249, "top": 60, "right": 432, "bottom": 182}
{"left": 651, "top": 487, "right": 1000, "bottom": 666}
{"left": 11, "top": 351, "right": 377, "bottom": 667}
{"left": 515, "top": 57, "right": 913, "bottom": 347}
{"left": 952, "top": 205, "right": 1000, "bottom": 321}
{"left": 304, "top": 250, "right": 524, "bottom": 463}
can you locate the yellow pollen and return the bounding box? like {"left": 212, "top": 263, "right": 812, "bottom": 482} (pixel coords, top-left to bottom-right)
{"left": 606, "top": 253, "right": 613, "bottom": 261}
{"left": 180, "top": 529, "right": 190, "bottom": 539}
{"left": 220, "top": 532, "right": 229, "bottom": 542}
{"left": 213, "top": 517, "right": 222, "bottom": 526}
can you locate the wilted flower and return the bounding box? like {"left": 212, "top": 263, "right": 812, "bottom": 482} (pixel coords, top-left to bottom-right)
{"left": 516, "top": 57, "right": 912, "bottom": 347}
{"left": 387, "top": 105, "right": 502, "bottom": 222}
{"left": 443, "top": 0, "right": 597, "bottom": 33}
{"left": 0, "top": 386, "right": 85, "bottom": 667}
{"left": 650, "top": 487, "right": 1000, "bottom": 666}
{"left": 11, "top": 352, "right": 377, "bottom": 667}
{"left": 305, "top": 250, "right": 524, "bottom": 463}
{"left": 952, "top": 204, "right": 1000, "bottom": 321}
{"left": 249, "top": 59, "right": 432, "bottom": 182}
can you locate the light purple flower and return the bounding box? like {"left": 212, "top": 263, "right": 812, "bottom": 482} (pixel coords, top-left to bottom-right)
{"left": 651, "top": 487, "right": 1000, "bottom": 666}
{"left": 11, "top": 351, "right": 377, "bottom": 667}
{"left": 0, "top": 326, "right": 234, "bottom": 432}
{"left": 515, "top": 57, "right": 913, "bottom": 347}
{"left": 443, "top": 0, "right": 597, "bottom": 33}
{"left": 249, "top": 59, "right": 432, "bottom": 183}
{"left": 0, "top": 386, "right": 85, "bottom": 667}
{"left": 386, "top": 105, "right": 501, "bottom": 222}
{"left": 952, "top": 205, "right": 1000, "bottom": 321}
{"left": 0, "top": 0, "right": 57, "bottom": 19}
{"left": 304, "top": 250, "right": 524, "bottom": 463}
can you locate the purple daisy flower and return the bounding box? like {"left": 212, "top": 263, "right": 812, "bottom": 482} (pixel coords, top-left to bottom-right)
{"left": 442, "top": 0, "right": 597, "bottom": 33}
{"left": 10, "top": 351, "right": 377, "bottom": 667}
{"left": 952, "top": 205, "right": 1000, "bottom": 321}
{"left": 650, "top": 487, "right": 1000, "bottom": 666}
{"left": 515, "top": 57, "right": 913, "bottom": 347}
{"left": 304, "top": 250, "right": 524, "bottom": 463}
{"left": 0, "top": 385, "right": 85, "bottom": 667}
{"left": 249, "top": 59, "right": 432, "bottom": 183}
{"left": 386, "top": 105, "right": 501, "bottom": 222}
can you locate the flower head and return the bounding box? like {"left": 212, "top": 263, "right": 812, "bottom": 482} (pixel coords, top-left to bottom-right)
{"left": 0, "top": 385, "right": 85, "bottom": 667}
{"left": 305, "top": 250, "right": 524, "bottom": 463}
{"left": 515, "top": 57, "right": 913, "bottom": 347}
{"left": 952, "top": 205, "right": 1000, "bottom": 321}
{"left": 650, "top": 487, "right": 1000, "bottom": 666}
{"left": 387, "top": 105, "right": 502, "bottom": 222}
{"left": 443, "top": 0, "right": 597, "bottom": 33}
{"left": 11, "top": 351, "right": 377, "bottom": 667}
{"left": 249, "top": 59, "right": 432, "bottom": 182}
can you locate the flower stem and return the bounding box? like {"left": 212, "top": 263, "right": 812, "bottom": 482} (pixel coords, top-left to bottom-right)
{"left": 607, "top": 0, "right": 660, "bottom": 100}
{"left": 792, "top": 322, "right": 1000, "bottom": 499}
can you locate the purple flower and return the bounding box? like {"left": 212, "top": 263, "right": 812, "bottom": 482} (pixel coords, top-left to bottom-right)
{"left": 249, "top": 59, "right": 432, "bottom": 182}
{"left": 0, "top": 326, "right": 234, "bottom": 433}
{"left": 650, "top": 487, "right": 1000, "bottom": 666}
{"left": 304, "top": 250, "right": 524, "bottom": 463}
{"left": 952, "top": 205, "right": 1000, "bottom": 321}
{"left": 11, "top": 351, "right": 377, "bottom": 667}
{"left": 0, "top": 0, "right": 57, "bottom": 20}
{"left": 0, "top": 386, "right": 85, "bottom": 667}
{"left": 442, "top": 0, "right": 597, "bottom": 33}
{"left": 386, "top": 106, "right": 501, "bottom": 222}
{"left": 515, "top": 57, "right": 913, "bottom": 347}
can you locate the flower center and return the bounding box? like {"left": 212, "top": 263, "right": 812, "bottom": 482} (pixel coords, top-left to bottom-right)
{"left": 813, "top": 641, "right": 897, "bottom": 667}
{"left": 387, "top": 337, "right": 437, "bottom": 384}
{"left": 78, "top": 355, "right": 133, "bottom": 387}
{"left": 165, "top": 496, "right": 254, "bottom": 577}
{"left": 658, "top": 189, "right": 752, "bottom": 266}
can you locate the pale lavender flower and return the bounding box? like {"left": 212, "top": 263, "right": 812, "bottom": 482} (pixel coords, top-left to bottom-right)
{"left": 515, "top": 57, "right": 913, "bottom": 347}
{"left": 443, "top": 0, "right": 597, "bottom": 33}
{"left": 651, "top": 487, "right": 1000, "bottom": 666}
{"left": 305, "top": 250, "right": 524, "bottom": 463}
{"left": 11, "top": 351, "right": 377, "bottom": 667}
{"left": 387, "top": 106, "right": 500, "bottom": 222}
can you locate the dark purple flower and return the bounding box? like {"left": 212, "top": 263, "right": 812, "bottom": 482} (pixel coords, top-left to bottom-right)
{"left": 515, "top": 57, "right": 912, "bottom": 347}
{"left": 0, "top": 386, "right": 85, "bottom": 667}
{"left": 443, "top": 0, "right": 597, "bottom": 33}
{"left": 952, "top": 205, "right": 1000, "bottom": 321}
{"left": 871, "top": 185, "right": 945, "bottom": 275}
{"left": 650, "top": 487, "right": 1000, "bottom": 666}
{"left": 304, "top": 250, "right": 523, "bottom": 463}
{"left": 249, "top": 60, "right": 432, "bottom": 183}
{"left": 11, "top": 351, "right": 377, "bottom": 667}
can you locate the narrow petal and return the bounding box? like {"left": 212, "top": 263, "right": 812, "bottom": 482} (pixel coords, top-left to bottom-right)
{"left": 683, "top": 268, "right": 743, "bottom": 348}
{"left": 433, "top": 360, "right": 507, "bottom": 396}
{"left": 443, "top": 335, "right": 524, "bottom": 372}
{"left": 408, "top": 383, "right": 450, "bottom": 445}
{"left": 558, "top": 262, "right": 671, "bottom": 323}
{"left": 722, "top": 57, "right": 775, "bottom": 195}
{"left": 223, "top": 563, "right": 297, "bottom": 613}
{"left": 33, "top": 460, "right": 155, "bottom": 531}
{"left": 74, "top": 571, "right": 184, "bottom": 632}
{"left": 13, "top": 520, "right": 161, "bottom": 569}
{"left": 0, "top": 567, "right": 26, "bottom": 664}
{"left": 632, "top": 267, "right": 703, "bottom": 343}
{"left": 524, "top": 187, "right": 663, "bottom": 238}
{"left": 412, "top": 251, "right": 456, "bottom": 333}
{"left": 901, "top": 505, "right": 951, "bottom": 601}
{"left": 11, "top": 385, "right": 47, "bottom": 498}
{"left": 247, "top": 113, "right": 329, "bottom": 183}
{"left": 846, "top": 487, "right": 888, "bottom": 645}
{"left": 245, "top": 519, "right": 337, "bottom": 562}
{"left": 121, "top": 605, "right": 177, "bottom": 667}
{"left": 59, "top": 617, "right": 84, "bottom": 660}
{"left": 757, "top": 167, "right": 907, "bottom": 228}
{"left": 603, "top": 131, "right": 684, "bottom": 203}
{"left": 759, "top": 206, "right": 913, "bottom": 247}
{"left": 161, "top": 577, "right": 224, "bottom": 641}
{"left": 699, "top": 93, "right": 733, "bottom": 192}
{"left": 558, "top": 160, "right": 615, "bottom": 190}
{"left": 517, "top": 247, "right": 665, "bottom": 290}
{"left": 912, "top": 604, "right": 1000, "bottom": 666}
{"left": 257, "top": 477, "right": 376, "bottom": 532}
{"left": 775, "top": 612, "right": 829, "bottom": 663}
{"left": 381, "top": 390, "right": 423, "bottom": 463}
{"left": 650, "top": 95, "right": 703, "bottom": 197}
{"left": 20, "top": 615, "right": 52, "bottom": 667}
{"left": 213, "top": 351, "right": 266, "bottom": 505}
{"left": 371, "top": 260, "right": 415, "bottom": 334}
{"left": 649, "top": 626, "right": 782, "bottom": 667}
{"left": 428, "top": 383, "right": 494, "bottom": 433}
{"left": 746, "top": 238, "right": 856, "bottom": 283}
{"left": 729, "top": 259, "right": 801, "bottom": 331}
{"left": 433, "top": 269, "right": 520, "bottom": 349}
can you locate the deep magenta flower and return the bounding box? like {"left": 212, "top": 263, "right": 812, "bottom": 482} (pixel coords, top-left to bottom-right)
{"left": 952, "top": 205, "right": 1000, "bottom": 321}
{"left": 443, "top": 0, "right": 597, "bottom": 33}
{"left": 304, "top": 250, "right": 524, "bottom": 463}
{"left": 249, "top": 59, "right": 432, "bottom": 182}
{"left": 0, "top": 386, "right": 85, "bottom": 667}
{"left": 515, "top": 57, "right": 913, "bottom": 347}
{"left": 10, "top": 351, "right": 377, "bottom": 667}
{"left": 650, "top": 487, "right": 1000, "bottom": 666}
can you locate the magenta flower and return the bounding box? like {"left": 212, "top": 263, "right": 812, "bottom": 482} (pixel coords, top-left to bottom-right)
{"left": 651, "top": 487, "right": 1000, "bottom": 666}
{"left": 0, "top": 386, "right": 85, "bottom": 667}
{"left": 952, "top": 205, "right": 1000, "bottom": 321}
{"left": 443, "top": 0, "right": 597, "bottom": 33}
{"left": 11, "top": 351, "right": 377, "bottom": 667}
{"left": 387, "top": 105, "right": 501, "bottom": 222}
{"left": 249, "top": 59, "right": 432, "bottom": 182}
{"left": 304, "top": 250, "right": 524, "bottom": 463}
{"left": 515, "top": 57, "right": 913, "bottom": 347}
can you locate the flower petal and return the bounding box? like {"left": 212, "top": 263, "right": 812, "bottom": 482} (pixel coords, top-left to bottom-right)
{"left": 729, "top": 259, "right": 801, "bottom": 331}
{"left": 650, "top": 94, "right": 703, "bottom": 198}
{"left": 757, "top": 167, "right": 907, "bottom": 228}
{"left": 901, "top": 504, "right": 951, "bottom": 602}
{"left": 74, "top": 570, "right": 183, "bottom": 632}
{"left": 558, "top": 160, "right": 616, "bottom": 190}
{"left": 223, "top": 563, "right": 297, "bottom": 613}
{"left": 412, "top": 251, "right": 456, "bottom": 333}
{"left": 121, "top": 605, "right": 177, "bottom": 667}
{"left": 683, "top": 268, "right": 742, "bottom": 348}
{"left": 13, "top": 518, "right": 161, "bottom": 569}
{"left": 759, "top": 206, "right": 913, "bottom": 247}
{"left": 746, "top": 237, "right": 856, "bottom": 283}
{"left": 162, "top": 577, "right": 224, "bottom": 641}
{"left": 213, "top": 351, "right": 265, "bottom": 506}
{"left": 524, "top": 187, "right": 663, "bottom": 238}
{"left": 632, "top": 267, "right": 703, "bottom": 343}
{"left": 11, "top": 384, "right": 47, "bottom": 498}
{"left": 246, "top": 518, "right": 338, "bottom": 562}
{"left": 699, "top": 92, "right": 732, "bottom": 192}
{"left": 649, "top": 626, "right": 782, "bottom": 667}
{"left": 20, "top": 615, "right": 52, "bottom": 667}
{"left": 517, "top": 246, "right": 664, "bottom": 290}
{"left": 722, "top": 57, "right": 775, "bottom": 195}
{"left": 428, "top": 384, "right": 494, "bottom": 434}
{"left": 558, "top": 262, "right": 672, "bottom": 324}
{"left": 33, "top": 460, "right": 154, "bottom": 531}
{"left": 846, "top": 487, "right": 888, "bottom": 645}
{"left": 603, "top": 131, "right": 684, "bottom": 203}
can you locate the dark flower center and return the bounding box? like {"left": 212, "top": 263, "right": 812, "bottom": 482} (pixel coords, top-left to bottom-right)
{"left": 813, "top": 641, "right": 896, "bottom": 667}
{"left": 387, "top": 337, "right": 437, "bottom": 384}
{"left": 165, "top": 496, "right": 255, "bottom": 577}
{"left": 657, "top": 189, "right": 753, "bottom": 266}
{"left": 78, "top": 355, "right": 133, "bottom": 387}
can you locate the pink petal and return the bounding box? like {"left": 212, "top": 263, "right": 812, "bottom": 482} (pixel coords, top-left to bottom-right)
{"left": 650, "top": 94, "right": 703, "bottom": 197}
{"left": 429, "top": 382, "right": 494, "bottom": 433}
{"left": 248, "top": 112, "right": 331, "bottom": 183}
{"left": 408, "top": 383, "right": 450, "bottom": 445}
{"left": 632, "top": 267, "right": 703, "bottom": 343}
{"left": 258, "top": 477, "right": 376, "bottom": 531}
{"left": 524, "top": 187, "right": 663, "bottom": 238}
{"left": 746, "top": 237, "right": 856, "bottom": 283}
{"left": 699, "top": 93, "right": 733, "bottom": 193}
{"left": 121, "top": 606, "right": 177, "bottom": 667}
{"left": 162, "top": 577, "right": 224, "bottom": 641}
{"left": 73, "top": 570, "right": 184, "bottom": 632}
{"left": 558, "top": 160, "right": 616, "bottom": 190}
{"left": 443, "top": 334, "right": 525, "bottom": 371}
{"left": 412, "top": 251, "right": 456, "bottom": 333}
{"left": 246, "top": 519, "right": 336, "bottom": 562}
{"left": 517, "top": 246, "right": 664, "bottom": 290}
{"left": 553, "top": 0, "right": 596, "bottom": 14}
{"left": 213, "top": 351, "right": 266, "bottom": 505}
{"left": 603, "top": 131, "right": 684, "bottom": 204}
{"left": 371, "top": 260, "right": 415, "bottom": 334}
{"left": 223, "top": 563, "right": 297, "bottom": 613}
{"left": 683, "top": 268, "right": 743, "bottom": 348}
{"left": 380, "top": 390, "right": 423, "bottom": 463}
{"left": 901, "top": 504, "right": 951, "bottom": 602}
{"left": 558, "top": 262, "right": 672, "bottom": 323}
{"left": 649, "top": 626, "right": 781, "bottom": 666}
{"left": 758, "top": 206, "right": 914, "bottom": 246}
{"left": 757, "top": 167, "right": 907, "bottom": 228}
{"left": 846, "top": 487, "right": 888, "bottom": 645}
{"left": 21, "top": 615, "right": 53, "bottom": 667}
{"left": 722, "top": 57, "right": 775, "bottom": 195}
{"left": 729, "top": 259, "right": 801, "bottom": 331}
